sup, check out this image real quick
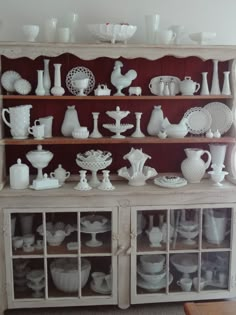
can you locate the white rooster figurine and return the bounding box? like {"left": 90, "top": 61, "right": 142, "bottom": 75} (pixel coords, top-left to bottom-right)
{"left": 111, "top": 60, "right": 137, "bottom": 95}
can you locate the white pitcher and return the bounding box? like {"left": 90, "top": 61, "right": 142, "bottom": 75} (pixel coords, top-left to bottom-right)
{"left": 204, "top": 209, "right": 229, "bottom": 244}
{"left": 2, "top": 104, "right": 32, "bottom": 139}
{"left": 181, "top": 148, "right": 211, "bottom": 183}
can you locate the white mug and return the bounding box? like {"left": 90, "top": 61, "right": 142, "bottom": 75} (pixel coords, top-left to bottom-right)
{"left": 28, "top": 124, "right": 45, "bottom": 139}
{"left": 35, "top": 116, "right": 53, "bottom": 138}
{"left": 158, "top": 30, "right": 176, "bottom": 44}
{"left": 177, "top": 278, "right": 192, "bottom": 291}
{"left": 57, "top": 27, "right": 70, "bottom": 43}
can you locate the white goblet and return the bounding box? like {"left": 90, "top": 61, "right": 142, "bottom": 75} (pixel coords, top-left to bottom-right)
{"left": 208, "top": 170, "right": 229, "bottom": 186}
{"left": 72, "top": 78, "right": 89, "bottom": 96}
{"left": 22, "top": 25, "right": 40, "bottom": 42}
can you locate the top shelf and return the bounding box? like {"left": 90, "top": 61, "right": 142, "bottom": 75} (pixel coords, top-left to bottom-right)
{"left": 1, "top": 42, "right": 236, "bottom": 61}
{"left": 1, "top": 95, "right": 233, "bottom": 101}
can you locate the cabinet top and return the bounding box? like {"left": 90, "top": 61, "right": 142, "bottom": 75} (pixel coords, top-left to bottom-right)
{"left": 1, "top": 42, "right": 236, "bottom": 61}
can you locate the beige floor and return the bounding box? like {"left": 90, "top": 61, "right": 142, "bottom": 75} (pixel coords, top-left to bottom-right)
{"left": 5, "top": 303, "right": 185, "bottom": 315}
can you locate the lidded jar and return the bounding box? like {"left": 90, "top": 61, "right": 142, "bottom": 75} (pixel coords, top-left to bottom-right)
{"left": 10, "top": 158, "right": 29, "bottom": 189}
{"left": 50, "top": 164, "right": 70, "bottom": 185}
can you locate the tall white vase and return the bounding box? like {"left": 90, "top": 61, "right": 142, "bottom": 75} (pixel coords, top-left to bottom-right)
{"left": 35, "top": 70, "right": 45, "bottom": 96}
{"left": 200, "top": 72, "right": 209, "bottom": 95}
{"left": 43, "top": 59, "right": 51, "bottom": 95}
{"left": 222, "top": 71, "right": 231, "bottom": 95}
{"left": 210, "top": 59, "right": 221, "bottom": 95}
{"left": 209, "top": 144, "right": 227, "bottom": 166}
{"left": 51, "top": 63, "right": 65, "bottom": 96}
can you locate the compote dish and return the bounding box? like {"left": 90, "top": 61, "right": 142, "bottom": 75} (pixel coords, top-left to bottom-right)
{"left": 103, "top": 106, "right": 133, "bottom": 138}
{"left": 76, "top": 150, "right": 112, "bottom": 187}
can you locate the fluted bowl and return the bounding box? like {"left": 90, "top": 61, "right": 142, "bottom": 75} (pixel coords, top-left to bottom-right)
{"left": 87, "top": 23, "right": 137, "bottom": 44}
{"left": 50, "top": 258, "right": 91, "bottom": 292}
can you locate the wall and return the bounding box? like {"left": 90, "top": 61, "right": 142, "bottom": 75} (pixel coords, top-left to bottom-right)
{"left": 0, "top": 0, "right": 235, "bottom": 44}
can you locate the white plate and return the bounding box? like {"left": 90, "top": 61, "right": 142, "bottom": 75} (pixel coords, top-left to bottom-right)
{"left": 1, "top": 70, "right": 21, "bottom": 92}
{"left": 154, "top": 176, "right": 187, "bottom": 188}
{"left": 66, "top": 66, "right": 95, "bottom": 96}
{"left": 90, "top": 280, "right": 111, "bottom": 294}
{"left": 184, "top": 107, "right": 212, "bottom": 135}
{"left": 137, "top": 273, "right": 173, "bottom": 292}
{"left": 14, "top": 78, "right": 32, "bottom": 95}
{"left": 204, "top": 102, "right": 233, "bottom": 134}
{"left": 149, "top": 76, "right": 180, "bottom": 95}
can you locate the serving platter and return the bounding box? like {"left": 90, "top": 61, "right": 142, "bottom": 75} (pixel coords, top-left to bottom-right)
{"left": 149, "top": 76, "right": 180, "bottom": 95}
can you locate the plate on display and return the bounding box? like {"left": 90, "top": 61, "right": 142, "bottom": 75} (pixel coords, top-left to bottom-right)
{"left": 66, "top": 66, "right": 95, "bottom": 95}
{"left": 183, "top": 107, "right": 212, "bottom": 135}
{"left": 154, "top": 176, "right": 187, "bottom": 188}
{"left": 1, "top": 70, "right": 21, "bottom": 92}
{"left": 90, "top": 280, "right": 111, "bottom": 294}
{"left": 148, "top": 76, "right": 180, "bottom": 96}
{"left": 137, "top": 273, "right": 173, "bottom": 292}
{"left": 204, "top": 102, "right": 233, "bottom": 134}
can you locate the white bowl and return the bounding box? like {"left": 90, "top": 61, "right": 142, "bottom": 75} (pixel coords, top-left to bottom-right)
{"left": 137, "top": 264, "right": 166, "bottom": 285}
{"left": 140, "top": 254, "right": 165, "bottom": 274}
{"left": 179, "top": 220, "right": 199, "bottom": 232}
{"left": 81, "top": 214, "right": 108, "bottom": 231}
{"left": 50, "top": 258, "right": 91, "bottom": 292}
{"left": 170, "top": 254, "right": 198, "bottom": 274}
{"left": 22, "top": 24, "right": 40, "bottom": 42}
{"left": 87, "top": 23, "right": 137, "bottom": 44}
{"left": 189, "top": 32, "right": 216, "bottom": 45}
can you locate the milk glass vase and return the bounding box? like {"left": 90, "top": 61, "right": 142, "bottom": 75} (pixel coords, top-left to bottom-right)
{"left": 200, "top": 72, "right": 209, "bottom": 95}
{"left": 51, "top": 63, "right": 65, "bottom": 96}
{"left": 43, "top": 59, "right": 51, "bottom": 95}
{"left": 210, "top": 59, "right": 221, "bottom": 95}
{"left": 35, "top": 70, "right": 45, "bottom": 96}
{"left": 222, "top": 71, "right": 231, "bottom": 95}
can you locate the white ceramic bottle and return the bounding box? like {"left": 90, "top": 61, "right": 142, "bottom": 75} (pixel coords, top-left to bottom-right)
{"left": 61, "top": 105, "right": 80, "bottom": 136}
{"left": 10, "top": 158, "right": 29, "bottom": 189}
{"left": 147, "top": 105, "right": 164, "bottom": 136}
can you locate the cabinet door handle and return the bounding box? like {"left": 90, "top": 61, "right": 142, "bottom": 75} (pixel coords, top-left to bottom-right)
{"left": 126, "top": 246, "right": 132, "bottom": 255}
{"left": 115, "top": 245, "right": 125, "bottom": 256}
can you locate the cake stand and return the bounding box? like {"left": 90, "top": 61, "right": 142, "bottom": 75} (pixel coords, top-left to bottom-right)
{"left": 80, "top": 223, "right": 111, "bottom": 247}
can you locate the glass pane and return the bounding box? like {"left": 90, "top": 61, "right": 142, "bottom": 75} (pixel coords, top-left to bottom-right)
{"left": 202, "top": 208, "right": 231, "bottom": 249}
{"left": 13, "top": 258, "right": 45, "bottom": 299}
{"left": 136, "top": 254, "right": 168, "bottom": 294}
{"left": 80, "top": 211, "right": 112, "bottom": 254}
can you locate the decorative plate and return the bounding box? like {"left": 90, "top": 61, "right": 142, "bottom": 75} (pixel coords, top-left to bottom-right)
{"left": 14, "top": 78, "right": 32, "bottom": 95}
{"left": 1, "top": 70, "right": 21, "bottom": 92}
{"left": 183, "top": 107, "right": 212, "bottom": 135}
{"left": 137, "top": 273, "right": 173, "bottom": 292}
{"left": 66, "top": 66, "right": 95, "bottom": 95}
{"left": 154, "top": 176, "right": 187, "bottom": 188}
{"left": 204, "top": 102, "right": 233, "bottom": 134}
{"left": 149, "top": 76, "right": 181, "bottom": 96}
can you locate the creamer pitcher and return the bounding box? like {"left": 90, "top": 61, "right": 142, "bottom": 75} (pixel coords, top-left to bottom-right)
{"left": 2, "top": 104, "right": 32, "bottom": 139}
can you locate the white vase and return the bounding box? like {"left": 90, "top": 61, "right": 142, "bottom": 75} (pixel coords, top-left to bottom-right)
{"left": 222, "top": 71, "right": 231, "bottom": 95}
{"left": 181, "top": 148, "right": 211, "bottom": 183}
{"left": 209, "top": 144, "right": 227, "bottom": 167}
{"left": 51, "top": 63, "right": 65, "bottom": 96}
{"left": 61, "top": 105, "right": 80, "bottom": 136}
{"left": 35, "top": 70, "right": 45, "bottom": 96}
{"left": 147, "top": 105, "right": 164, "bottom": 136}
{"left": 200, "top": 72, "right": 209, "bottom": 95}
{"left": 43, "top": 59, "right": 51, "bottom": 95}
{"left": 210, "top": 59, "right": 221, "bottom": 95}
{"left": 43, "top": 18, "right": 57, "bottom": 42}
{"left": 19, "top": 213, "right": 34, "bottom": 235}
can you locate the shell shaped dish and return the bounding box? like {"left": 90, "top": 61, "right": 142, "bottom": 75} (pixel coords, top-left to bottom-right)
{"left": 14, "top": 78, "right": 32, "bottom": 95}
{"left": 87, "top": 24, "right": 137, "bottom": 44}
{"left": 1, "top": 70, "right": 21, "bottom": 92}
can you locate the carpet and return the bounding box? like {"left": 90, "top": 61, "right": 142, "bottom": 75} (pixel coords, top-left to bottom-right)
{"left": 5, "top": 303, "right": 185, "bottom": 315}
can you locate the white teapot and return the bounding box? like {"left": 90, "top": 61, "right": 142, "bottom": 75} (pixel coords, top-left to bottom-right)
{"left": 180, "top": 76, "right": 200, "bottom": 95}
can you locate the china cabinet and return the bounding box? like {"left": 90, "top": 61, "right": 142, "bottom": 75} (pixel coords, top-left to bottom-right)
{"left": 1, "top": 42, "right": 236, "bottom": 313}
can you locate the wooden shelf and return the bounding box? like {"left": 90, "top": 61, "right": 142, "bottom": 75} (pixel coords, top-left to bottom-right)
{"left": 1, "top": 95, "right": 233, "bottom": 100}
{"left": 1, "top": 136, "right": 235, "bottom": 146}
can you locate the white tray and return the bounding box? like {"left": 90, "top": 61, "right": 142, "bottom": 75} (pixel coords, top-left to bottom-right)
{"left": 149, "top": 76, "right": 180, "bottom": 95}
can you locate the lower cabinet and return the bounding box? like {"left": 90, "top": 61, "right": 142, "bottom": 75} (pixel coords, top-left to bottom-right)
{"left": 3, "top": 204, "right": 236, "bottom": 310}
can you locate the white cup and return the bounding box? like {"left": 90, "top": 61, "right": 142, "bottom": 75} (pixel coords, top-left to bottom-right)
{"left": 145, "top": 14, "right": 160, "bottom": 44}
{"left": 158, "top": 30, "right": 176, "bottom": 44}
{"left": 219, "top": 272, "right": 227, "bottom": 286}
{"left": 35, "top": 116, "right": 53, "bottom": 138}
{"left": 205, "top": 269, "right": 213, "bottom": 281}
{"left": 177, "top": 278, "right": 192, "bottom": 291}
{"left": 193, "top": 277, "right": 205, "bottom": 291}
{"left": 28, "top": 124, "right": 45, "bottom": 139}
{"left": 43, "top": 18, "right": 57, "bottom": 42}
{"left": 57, "top": 27, "right": 70, "bottom": 43}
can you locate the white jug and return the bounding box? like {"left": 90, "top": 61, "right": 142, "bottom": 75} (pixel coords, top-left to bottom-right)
{"left": 2, "top": 104, "right": 32, "bottom": 139}
{"left": 181, "top": 148, "right": 211, "bottom": 183}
